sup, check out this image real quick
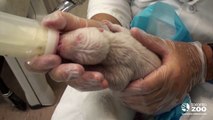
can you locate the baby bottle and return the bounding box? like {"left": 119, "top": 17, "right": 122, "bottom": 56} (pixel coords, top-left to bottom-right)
{"left": 0, "top": 11, "right": 59, "bottom": 58}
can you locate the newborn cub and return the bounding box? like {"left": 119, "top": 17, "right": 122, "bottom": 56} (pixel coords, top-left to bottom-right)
{"left": 59, "top": 23, "right": 161, "bottom": 91}
{"left": 57, "top": 22, "right": 161, "bottom": 120}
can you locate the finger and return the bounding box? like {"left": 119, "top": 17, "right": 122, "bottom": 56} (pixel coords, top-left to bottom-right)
{"left": 42, "top": 11, "right": 86, "bottom": 31}
{"left": 121, "top": 94, "right": 162, "bottom": 107}
{"left": 123, "top": 94, "right": 172, "bottom": 115}
{"left": 120, "top": 79, "right": 148, "bottom": 96}
{"left": 25, "top": 55, "right": 61, "bottom": 72}
{"left": 122, "top": 98, "right": 159, "bottom": 115}
{"left": 150, "top": 88, "right": 185, "bottom": 114}
{"left": 123, "top": 60, "right": 171, "bottom": 95}
{"left": 130, "top": 28, "right": 169, "bottom": 57}
{"left": 123, "top": 69, "right": 165, "bottom": 95}
{"left": 124, "top": 80, "right": 184, "bottom": 114}
{"left": 120, "top": 81, "right": 169, "bottom": 105}
{"left": 140, "top": 66, "right": 168, "bottom": 94}
{"left": 121, "top": 87, "right": 165, "bottom": 106}
{"left": 81, "top": 71, "right": 108, "bottom": 88}
{"left": 48, "top": 63, "right": 85, "bottom": 82}
{"left": 155, "top": 95, "right": 184, "bottom": 115}
{"left": 68, "top": 71, "right": 109, "bottom": 91}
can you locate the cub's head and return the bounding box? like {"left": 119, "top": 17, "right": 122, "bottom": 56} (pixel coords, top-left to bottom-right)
{"left": 58, "top": 27, "right": 110, "bottom": 65}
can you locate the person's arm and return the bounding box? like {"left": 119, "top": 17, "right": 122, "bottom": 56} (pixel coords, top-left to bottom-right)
{"left": 202, "top": 44, "right": 213, "bottom": 80}
{"left": 90, "top": 13, "right": 121, "bottom": 25}
{"left": 87, "top": 0, "right": 132, "bottom": 28}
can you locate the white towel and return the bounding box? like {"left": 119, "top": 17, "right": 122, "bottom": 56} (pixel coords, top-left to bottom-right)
{"left": 51, "top": 86, "right": 91, "bottom": 120}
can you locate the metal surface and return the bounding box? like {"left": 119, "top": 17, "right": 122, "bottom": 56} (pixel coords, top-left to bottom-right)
{"left": 43, "top": 0, "right": 86, "bottom": 13}
{"left": 55, "top": 0, "right": 86, "bottom": 12}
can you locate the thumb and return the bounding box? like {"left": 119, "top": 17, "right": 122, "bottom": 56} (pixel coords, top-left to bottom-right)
{"left": 130, "top": 28, "right": 169, "bottom": 57}
{"left": 41, "top": 11, "right": 87, "bottom": 31}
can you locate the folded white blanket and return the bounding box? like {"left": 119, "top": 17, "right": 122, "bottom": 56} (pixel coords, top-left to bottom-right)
{"left": 52, "top": 83, "right": 213, "bottom": 120}
{"left": 51, "top": 86, "right": 90, "bottom": 120}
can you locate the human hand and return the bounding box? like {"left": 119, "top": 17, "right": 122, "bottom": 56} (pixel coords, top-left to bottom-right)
{"left": 120, "top": 28, "right": 206, "bottom": 115}
{"left": 25, "top": 11, "right": 109, "bottom": 91}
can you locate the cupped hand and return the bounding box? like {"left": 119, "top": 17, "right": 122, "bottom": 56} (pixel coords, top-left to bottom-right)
{"left": 120, "top": 28, "right": 206, "bottom": 115}
{"left": 25, "top": 11, "right": 109, "bottom": 91}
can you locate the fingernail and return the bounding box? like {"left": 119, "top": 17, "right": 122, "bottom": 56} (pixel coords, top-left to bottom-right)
{"left": 42, "top": 11, "right": 68, "bottom": 30}
{"left": 101, "top": 80, "right": 109, "bottom": 89}
{"left": 65, "top": 69, "right": 80, "bottom": 81}
{"left": 26, "top": 58, "right": 58, "bottom": 71}
{"left": 43, "top": 12, "right": 59, "bottom": 22}
{"left": 42, "top": 15, "right": 54, "bottom": 25}
{"left": 25, "top": 58, "right": 36, "bottom": 69}
{"left": 131, "top": 27, "right": 146, "bottom": 34}
{"left": 24, "top": 60, "right": 33, "bottom": 71}
{"left": 26, "top": 60, "right": 31, "bottom": 66}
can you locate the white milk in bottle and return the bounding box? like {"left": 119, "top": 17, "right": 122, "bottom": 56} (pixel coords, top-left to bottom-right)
{"left": 0, "top": 11, "right": 59, "bottom": 58}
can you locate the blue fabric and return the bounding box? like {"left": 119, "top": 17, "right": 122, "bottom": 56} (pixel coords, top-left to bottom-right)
{"left": 130, "top": 2, "right": 192, "bottom": 120}
{"left": 155, "top": 95, "right": 191, "bottom": 120}
{"left": 130, "top": 2, "right": 192, "bottom": 42}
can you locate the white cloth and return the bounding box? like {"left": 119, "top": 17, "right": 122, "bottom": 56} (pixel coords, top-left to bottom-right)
{"left": 51, "top": 86, "right": 90, "bottom": 120}
{"left": 51, "top": 87, "right": 135, "bottom": 120}
{"left": 52, "top": 83, "right": 213, "bottom": 120}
